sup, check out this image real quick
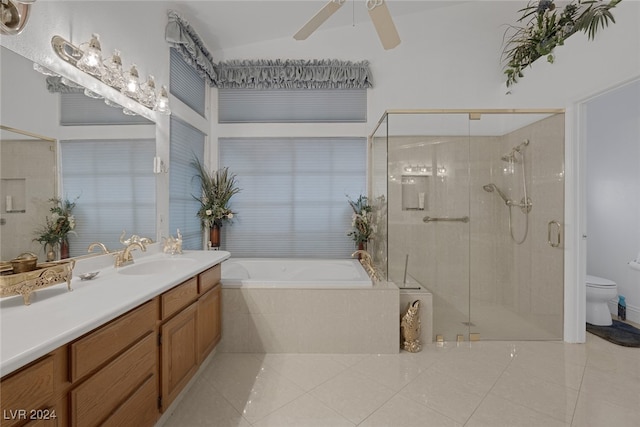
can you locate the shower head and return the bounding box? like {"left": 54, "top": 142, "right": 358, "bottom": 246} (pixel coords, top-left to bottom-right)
{"left": 501, "top": 139, "right": 529, "bottom": 163}
{"left": 501, "top": 153, "right": 517, "bottom": 163}
{"left": 483, "top": 183, "right": 512, "bottom": 206}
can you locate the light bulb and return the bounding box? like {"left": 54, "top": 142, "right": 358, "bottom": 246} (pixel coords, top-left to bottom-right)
{"left": 121, "top": 65, "right": 140, "bottom": 99}
{"left": 153, "top": 85, "right": 171, "bottom": 115}
{"left": 76, "top": 34, "right": 104, "bottom": 77}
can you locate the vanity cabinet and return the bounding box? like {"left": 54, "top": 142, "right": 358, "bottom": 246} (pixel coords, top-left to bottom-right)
{"left": 0, "top": 348, "right": 67, "bottom": 427}
{"left": 68, "top": 299, "right": 159, "bottom": 427}
{"left": 1, "top": 261, "right": 223, "bottom": 426}
{"left": 159, "top": 264, "right": 221, "bottom": 411}
{"left": 197, "top": 284, "right": 221, "bottom": 363}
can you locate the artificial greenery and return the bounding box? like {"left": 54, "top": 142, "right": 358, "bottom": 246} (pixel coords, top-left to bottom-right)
{"left": 502, "top": 0, "right": 621, "bottom": 87}
{"left": 347, "top": 194, "right": 373, "bottom": 245}
{"left": 34, "top": 197, "right": 78, "bottom": 247}
{"left": 191, "top": 157, "right": 241, "bottom": 228}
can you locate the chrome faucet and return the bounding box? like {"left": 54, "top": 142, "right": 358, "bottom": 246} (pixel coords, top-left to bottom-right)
{"left": 87, "top": 242, "right": 110, "bottom": 254}
{"left": 114, "top": 241, "right": 146, "bottom": 268}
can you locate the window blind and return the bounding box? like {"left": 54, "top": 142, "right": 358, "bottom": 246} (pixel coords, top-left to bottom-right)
{"left": 169, "top": 117, "right": 205, "bottom": 250}
{"left": 60, "top": 139, "right": 156, "bottom": 257}
{"left": 218, "top": 89, "right": 366, "bottom": 123}
{"left": 170, "top": 48, "right": 206, "bottom": 116}
{"left": 219, "top": 137, "right": 366, "bottom": 258}
{"left": 60, "top": 92, "right": 153, "bottom": 126}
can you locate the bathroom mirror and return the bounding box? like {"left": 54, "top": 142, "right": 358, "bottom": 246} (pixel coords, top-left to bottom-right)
{"left": 0, "top": 45, "right": 156, "bottom": 260}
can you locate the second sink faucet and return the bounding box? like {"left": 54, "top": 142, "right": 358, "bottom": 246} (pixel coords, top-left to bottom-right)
{"left": 114, "top": 242, "right": 147, "bottom": 268}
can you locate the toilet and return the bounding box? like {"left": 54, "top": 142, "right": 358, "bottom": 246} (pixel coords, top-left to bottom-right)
{"left": 586, "top": 275, "right": 618, "bottom": 326}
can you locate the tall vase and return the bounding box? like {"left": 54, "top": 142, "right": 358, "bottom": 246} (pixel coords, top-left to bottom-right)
{"left": 209, "top": 224, "right": 220, "bottom": 248}
{"left": 45, "top": 244, "right": 56, "bottom": 262}
{"left": 60, "top": 239, "right": 70, "bottom": 259}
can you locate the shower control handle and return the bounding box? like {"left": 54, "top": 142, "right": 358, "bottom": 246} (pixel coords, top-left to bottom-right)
{"left": 548, "top": 220, "right": 561, "bottom": 248}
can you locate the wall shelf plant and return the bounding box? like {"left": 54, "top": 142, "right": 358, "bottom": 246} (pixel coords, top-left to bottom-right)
{"left": 502, "top": 0, "right": 621, "bottom": 88}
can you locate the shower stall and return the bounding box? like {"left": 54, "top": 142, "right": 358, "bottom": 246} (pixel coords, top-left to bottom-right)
{"left": 370, "top": 110, "right": 565, "bottom": 341}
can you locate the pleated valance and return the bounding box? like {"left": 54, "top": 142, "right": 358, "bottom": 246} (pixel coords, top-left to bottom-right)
{"left": 213, "top": 59, "right": 373, "bottom": 89}
{"left": 165, "top": 10, "right": 217, "bottom": 85}
{"left": 164, "top": 11, "right": 373, "bottom": 89}
{"left": 46, "top": 76, "right": 81, "bottom": 93}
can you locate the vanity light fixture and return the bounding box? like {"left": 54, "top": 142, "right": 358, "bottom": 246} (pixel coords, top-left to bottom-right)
{"left": 51, "top": 34, "right": 171, "bottom": 115}
{"left": 153, "top": 85, "right": 171, "bottom": 115}
{"left": 75, "top": 33, "right": 104, "bottom": 77}
{"left": 102, "top": 49, "right": 124, "bottom": 89}
{"left": 121, "top": 64, "right": 141, "bottom": 99}
{"left": 32, "top": 63, "right": 59, "bottom": 77}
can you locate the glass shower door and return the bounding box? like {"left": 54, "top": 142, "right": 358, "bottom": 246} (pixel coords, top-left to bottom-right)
{"left": 468, "top": 113, "right": 565, "bottom": 340}
{"left": 385, "top": 113, "right": 472, "bottom": 342}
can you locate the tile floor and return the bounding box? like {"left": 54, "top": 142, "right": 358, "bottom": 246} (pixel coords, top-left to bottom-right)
{"left": 162, "top": 333, "right": 640, "bottom": 427}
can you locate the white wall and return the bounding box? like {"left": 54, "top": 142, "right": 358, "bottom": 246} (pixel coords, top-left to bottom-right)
{"left": 586, "top": 79, "right": 640, "bottom": 324}
{"left": 2, "top": 0, "right": 639, "bottom": 341}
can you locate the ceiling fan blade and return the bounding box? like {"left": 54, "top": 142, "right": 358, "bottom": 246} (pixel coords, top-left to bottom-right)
{"left": 294, "top": 0, "right": 345, "bottom": 41}
{"left": 368, "top": 0, "right": 401, "bottom": 50}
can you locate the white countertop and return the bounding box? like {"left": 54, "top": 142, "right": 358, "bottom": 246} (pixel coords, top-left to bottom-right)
{"left": 0, "top": 246, "right": 230, "bottom": 377}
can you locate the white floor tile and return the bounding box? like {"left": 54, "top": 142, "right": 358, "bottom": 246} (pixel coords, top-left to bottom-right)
{"left": 309, "top": 370, "right": 396, "bottom": 425}
{"left": 165, "top": 338, "right": 640, "bottom": 427}
{"left": 251, "top": 394, "right": 354, "bottom": 427}
{"left": 466, "top": 394, "right": 569, "bottom": 427}
{"left": 359, "top": 394, "right": 462, "bottom": 427}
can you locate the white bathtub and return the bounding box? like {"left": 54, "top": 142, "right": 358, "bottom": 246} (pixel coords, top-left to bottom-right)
{"left": 221, "top": 258, "right": 372, "bottom": 288}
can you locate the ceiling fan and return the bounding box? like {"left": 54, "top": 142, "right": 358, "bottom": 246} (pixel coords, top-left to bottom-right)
{"left": 294, "top": 0, "right": 401, "bottom": 50}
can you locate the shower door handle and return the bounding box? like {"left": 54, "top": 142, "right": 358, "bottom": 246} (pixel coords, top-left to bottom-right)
{"left": 548, "top": 220, "right": 561, "bottom": 248}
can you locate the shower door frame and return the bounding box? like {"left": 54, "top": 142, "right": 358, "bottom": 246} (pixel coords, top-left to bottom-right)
{"left": 369, "top": 108, "right": 566, "bottom": 342}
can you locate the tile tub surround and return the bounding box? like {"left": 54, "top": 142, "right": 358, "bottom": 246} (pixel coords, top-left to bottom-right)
{"left": 219, "top": 281, "right": 400, "bottom": 353}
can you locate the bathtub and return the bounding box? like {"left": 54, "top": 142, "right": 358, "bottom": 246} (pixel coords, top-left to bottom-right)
{"left": 221, "top": 258, "right": 372, "bottom": 288}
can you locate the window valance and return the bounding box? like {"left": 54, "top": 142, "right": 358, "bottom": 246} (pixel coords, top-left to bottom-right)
{"left": 165, "top": 11, "right": 373, "bottom": 90}
{"left": 213, "top": 59, "right": 373, "bottom": 89}
{"left": 46, "top": 76, "right": 81, "bottom": 93}
{"left": 165, "top": 10, "right": 217, "bottom": 85}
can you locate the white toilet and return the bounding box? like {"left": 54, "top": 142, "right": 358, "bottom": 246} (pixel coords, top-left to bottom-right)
{"left": 586, "top": 275, "right": 618, "bottom": 326}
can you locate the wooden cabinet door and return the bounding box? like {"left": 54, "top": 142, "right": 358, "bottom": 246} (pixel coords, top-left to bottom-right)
{"left": 197, "top": 284, "right": 221, "bottom": 363}
{"left": 160, "top": 302, "right": 198, "bottom": 411}
{"left": 0, "top": 356, "right": 55, "bottom": 427}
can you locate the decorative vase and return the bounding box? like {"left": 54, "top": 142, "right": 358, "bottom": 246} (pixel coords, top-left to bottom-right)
{"left": 60, "top": 240, "right": 69, "bottom": 259}
{"left": 209, "top": 224, "right": 220, "bottom": 248}
{"left": 357, "top": 241, "right": 367, "bottom": 259}
{"left": 46, "top": 244, "right": 56, "bottom": 262}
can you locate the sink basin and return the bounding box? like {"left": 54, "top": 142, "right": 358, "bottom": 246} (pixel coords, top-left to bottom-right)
{"left": 118, "top": 257, "right": 197, "bottom": 276}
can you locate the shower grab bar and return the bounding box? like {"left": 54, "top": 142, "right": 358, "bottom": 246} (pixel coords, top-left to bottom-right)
{"left": 423, "top": 216, "right": 469, "bottom": 223}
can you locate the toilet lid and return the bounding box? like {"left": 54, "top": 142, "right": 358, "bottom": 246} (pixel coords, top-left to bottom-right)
{"left": 586, "top": 275, "right": 616, "bottom": 287}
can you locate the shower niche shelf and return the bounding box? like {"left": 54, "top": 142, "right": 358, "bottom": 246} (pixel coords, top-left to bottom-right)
{"left": 401, "top": 175, "right": 428, "bottom": 211}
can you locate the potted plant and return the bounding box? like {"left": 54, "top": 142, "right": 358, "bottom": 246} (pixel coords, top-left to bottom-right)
{"left": 191, "top": 157, "right": 241, "bottom": 248}
{"left": 347, "top": 194, "right": 373, "bottom": 252}
{"left": 34, "top": 197, "right": 78, "bottom": 260}
{"left": 502, "top": 0, "right": 621, "bottom": 88}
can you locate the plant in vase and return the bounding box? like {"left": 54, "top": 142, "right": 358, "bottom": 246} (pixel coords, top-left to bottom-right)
{"left": 34, "top": 197, "right": 78, "bottom": 260}
{"left": 347, "top": 194, "right": 373, "bottom": 251}
{"left": 191, "top": 157, "right": 241, "bottom": 248}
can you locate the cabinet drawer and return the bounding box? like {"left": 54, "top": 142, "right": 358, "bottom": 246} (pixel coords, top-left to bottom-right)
{"left": 70, "top": 299, "right": 157, "bottom": 382}
{"left": 0, "top": 356, "right": 54, "bottom": 427}
{"left": 161, "top": 277, "right": 198, "bottom": 319}
{"left": 70, "top": 332, "right": 156, "bottom": 427}
{"left": 198, "top": 264, "right": 221, "bottom": 294}
{"left": 102, "top": 374, "right": 158, "bottom": 427}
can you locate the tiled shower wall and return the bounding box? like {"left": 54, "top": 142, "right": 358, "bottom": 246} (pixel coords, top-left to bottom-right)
{"left": 379, "top": 114, "right": 564, "bottom": 340}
